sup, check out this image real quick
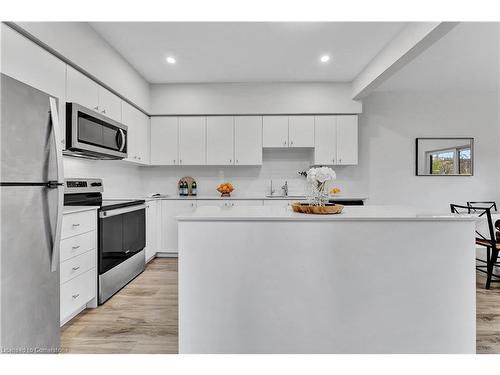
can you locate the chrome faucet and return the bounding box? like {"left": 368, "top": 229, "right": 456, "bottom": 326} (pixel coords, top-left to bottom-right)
{"left": 281, "top": 181, "right": 288, "bottom": 197}
{"left": 269, "top": 180, "right": 276, "bottom": 196}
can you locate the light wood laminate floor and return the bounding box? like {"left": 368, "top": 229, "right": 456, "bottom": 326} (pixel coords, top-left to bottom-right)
{"left": 61, "top": 258, "right": 500, "bottom": 354}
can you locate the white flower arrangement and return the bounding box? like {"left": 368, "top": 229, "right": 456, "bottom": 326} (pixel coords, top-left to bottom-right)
{"left": 306, "top": 166, "right": 336, "bottom": 206}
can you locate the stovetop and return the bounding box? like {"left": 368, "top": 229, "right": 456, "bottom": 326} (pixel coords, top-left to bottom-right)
{"left": 64, "top": 178, "right": 145, "bottom": 211}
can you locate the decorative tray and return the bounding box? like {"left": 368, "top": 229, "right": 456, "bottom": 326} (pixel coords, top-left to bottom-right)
{"left": 291, "top": 202, "right": 344, "bottom": 215}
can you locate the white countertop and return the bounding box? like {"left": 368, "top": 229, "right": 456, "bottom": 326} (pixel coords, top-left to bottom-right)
{"left": 176, "top": 205, "right": 479, "bottom": 222}
{"left": 63, "top": 206, "right": 99, "bottom": 214}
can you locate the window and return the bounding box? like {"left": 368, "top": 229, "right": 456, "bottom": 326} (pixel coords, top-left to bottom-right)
{"left": 428, "top": 147, "right": 471, "bottom": 175}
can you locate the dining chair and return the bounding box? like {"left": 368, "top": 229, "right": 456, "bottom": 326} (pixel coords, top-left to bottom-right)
{"left": 450, "top": 203, "right": 500, "bottom": 289}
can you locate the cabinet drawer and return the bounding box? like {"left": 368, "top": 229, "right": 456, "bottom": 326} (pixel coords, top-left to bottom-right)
{"left": 60, "top": 269, "right": 96, "bottom": 322}
{"left": 60, "top": 249, "right": 96, "bottom": 284}
{"left": 62, "top": 210, "right": 96, "bottom": 239}
{"left": 60, "top": 230, "right": 96, "bottom": 262}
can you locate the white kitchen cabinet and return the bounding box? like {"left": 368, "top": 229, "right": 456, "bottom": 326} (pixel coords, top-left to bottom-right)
{"left": 314, "top": 115, "right": 358, "bottom": 166}
{"left": 98, "top": 87, "right": 122, "bottom": 122}
{"left": 206, "top": 116, "right": 234, "bottom": 165}
{"left": 336, "top": 115, "right": 358, "bottom": 165}
{"left": 197, "top": 199, "right": 264, "bottom": 208}
{"left": 1, "top": 24, "right": 67, "bottom": 148}
{"left": 161, "top": 200, "right": 197, "bottom": 254}
{"left": 314, "top": 115, "right": 337, "bottom": 165}
{"left": 178, "top": 117, "right": 206, "bottom": 165}
{"left": 66, "top": 65, "right": 99, "bottom": 111}
{"left": 122, "top": 101, "right": 150, "bottom": 164}
{"left": 66, "top": 65, "right": 122, "bottom": 123}
{"left": 145, "top": 200, "right": 160, "bottom": 262}
{"left": 151, "top": 117, "right": 179, "bottom": 165}
{"left": 60, "top": 208, "right": 98, "bottom": 326}
{"left": 288, "top": 116, "right": 314, "bottom": 147}
{"left": 234, "top": 116, "right": 262, "bottom": 165}
{"left": 263, "top": 199, "right": 293, "bottom": 208}
{"left": 263, "top": 116, "right": 289, "bottom": 148}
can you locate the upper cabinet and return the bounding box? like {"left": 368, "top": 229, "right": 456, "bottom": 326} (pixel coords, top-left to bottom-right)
{"left": 98, "top": 87, "right": 122, "bottom": 123}
{"left": 1, "top": 24, "right": 67, "bottom": 148}
{"left": 263, "top": 116, "right": 314, "bottom": 148}
{"left": 336, "top": 116, "right": 358, "bottom": 165}
{"left": 66, "top": 66, "right": 122, "bottom": 123}
{"left": 150, "top": 117, "right": 179, "bottom": 165}
{"left": 234, "top": 116, "right": 262, "bottom": 165}
{"left": 178, "top": 117, "right": 206, "bottom": 165}
{"left": 314, "top": 115, "right": 358, "bottom": 166}
{"left": 66, "top": 66, "right": 99, "bottom": 111}
{"left": 288, "top": 116, "right": 314, "bottom": 147}
{"left": 263, "top": 116, "right": 288, "bottom": 147}
{"left": 122, "top": 102, "right": 150, "bottom": 165}
{"left": 206, "top": 116, "right": 234, "bottom": 165}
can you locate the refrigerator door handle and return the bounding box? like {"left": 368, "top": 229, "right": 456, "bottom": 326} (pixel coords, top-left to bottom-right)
{"left": 49, "top": 97, "right": 64, "bottom": 272}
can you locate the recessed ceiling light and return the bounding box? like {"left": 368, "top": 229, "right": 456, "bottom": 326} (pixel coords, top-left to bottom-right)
{"left": 166, "top": 56, "right": 176, "bottom": 64}
{"left": 320, "top": 55, "right": 330, "bottom": 63}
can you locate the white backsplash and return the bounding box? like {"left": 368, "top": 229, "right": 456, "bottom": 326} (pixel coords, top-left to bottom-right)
{"left": 63, "top": 149, "right": 368, "bottom": 199}
{"left": 63, "top": 157, "right": 144, "bottom": 199}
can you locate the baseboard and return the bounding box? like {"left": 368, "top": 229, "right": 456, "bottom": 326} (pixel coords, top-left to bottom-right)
{"left": 155, "top": 252, "right": 178, "bottom": 258}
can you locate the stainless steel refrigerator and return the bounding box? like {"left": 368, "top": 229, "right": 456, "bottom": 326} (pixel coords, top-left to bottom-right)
{"left": 0, "top": 74, "right": 64, "bottom": 353}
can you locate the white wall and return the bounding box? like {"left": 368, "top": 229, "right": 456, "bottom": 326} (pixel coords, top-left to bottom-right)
{"left": 150, "top": 82, "right": 362, "bottom": 115}
{"left": 359, "top": 91, "right": 499, "bottom": 212}
{"left": 14, "top": 22, "right": 151, "bottom": 111}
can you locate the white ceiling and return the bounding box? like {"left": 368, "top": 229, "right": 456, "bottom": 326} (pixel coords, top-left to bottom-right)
{"left": 376, "top": 22, "right": 499, "bottom": 92}
{"left": 90, "top": 22, "right": 406, "bottom": 84}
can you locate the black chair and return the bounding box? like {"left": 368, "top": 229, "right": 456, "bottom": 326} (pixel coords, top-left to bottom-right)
{"left": 450, "top": 203, "right": 500, "bottom": 289}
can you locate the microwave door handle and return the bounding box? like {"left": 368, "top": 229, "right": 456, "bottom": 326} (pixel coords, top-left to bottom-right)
{"left": 118, "top": 129, "right": 126, "bottom": 152}
{"left": 48, "top": 97, "right": 64, "bottom": 272}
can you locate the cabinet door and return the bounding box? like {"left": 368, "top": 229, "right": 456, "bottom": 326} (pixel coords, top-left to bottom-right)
{"left": 178, "top": 117, "right": 206, "bottom": 165}
{"left": 234, "top": 116, "right": 262, "bottom": 165}
{"left": 66, "top": 65, "right": 99, "bottom": 111}
{"left": 288, "top": 116, "right": 314, "bottom": 147}
{"left": 161, "top": 200, "right": 197, "bottom": 253}
{"left": 98, "top": 87, "right": 122, "bottom": 122}
{"left": 314, "top": 116, "right": 337, "bottom": 165}
{"left": 145, "top": 201, "right": 158, "bottom": 262}
{"left": 263, "top": 199, "right": 293, "bottom": 208}
{"left": 336, "top": 115, "right": 358, "bottom": 165}
{"left": 206, "top": 116, "right": 234, "bottom": 165}
{"left": 122, "top": 101, "right": 138, "bottom": 162}
{"left": 263, "top": 116, "right": 288, "bottom": 148}
{"left": 1, "top": 24, "right": 67, "bottom": 149}
{"left": 151, "top": 117, "right": 178, "bottom": 165}
{"left": 136, "top": 112, "right": 151, "bottom": 165}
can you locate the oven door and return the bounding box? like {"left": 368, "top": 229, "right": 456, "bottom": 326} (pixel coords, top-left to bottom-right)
{"left": 66, "top": 102, "right": 128, "bottom": 159}
{"left": 99, "top": 204, "right": 146, "bottom": 274}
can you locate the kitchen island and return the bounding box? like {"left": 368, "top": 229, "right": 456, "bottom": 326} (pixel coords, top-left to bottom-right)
{"left": 177, "top": 205, "right": 477, "bottom": 354}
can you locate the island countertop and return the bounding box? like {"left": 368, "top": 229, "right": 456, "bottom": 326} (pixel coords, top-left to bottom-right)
{"left": 176, "top": 205, "right": 478, "bottom": 222}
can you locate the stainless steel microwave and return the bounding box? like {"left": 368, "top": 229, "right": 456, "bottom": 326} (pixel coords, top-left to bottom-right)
{"left": 65, "top": 102, "right": 128, "bottom": 159}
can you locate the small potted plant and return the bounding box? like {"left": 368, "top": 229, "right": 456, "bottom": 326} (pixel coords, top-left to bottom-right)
{"left": 217, "top": 182, "right": 234, "bottom": 197}
{"left": 292, "top": 167, "right": 343, "bottom": 214}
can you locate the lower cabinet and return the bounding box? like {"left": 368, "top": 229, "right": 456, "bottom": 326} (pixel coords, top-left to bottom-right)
{"left": 160, "top": 200, "right": 197, "bottom": 254}
{"left": 145, "top": 200, "right": 161, "bottom": 262}
{"left": 197, "top": 199, "right": 264, "bottom": 208}
{"left": 60, "top": 208, "right": 98, "bottom": 326}
{"left": 263, "top": 199, "right": 294, "bottom": 208}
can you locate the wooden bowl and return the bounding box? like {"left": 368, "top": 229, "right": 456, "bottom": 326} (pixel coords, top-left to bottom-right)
{"left": 291, "top": 202, "right": 344, "bottom": 215}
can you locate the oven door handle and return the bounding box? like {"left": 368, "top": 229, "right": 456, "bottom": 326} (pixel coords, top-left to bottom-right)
{"left": 99, "top": 204, "right": 147, "bottom": 218}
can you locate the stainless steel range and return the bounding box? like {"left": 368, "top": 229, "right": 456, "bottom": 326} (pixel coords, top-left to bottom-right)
{"left": 64, "top": 178, "right": 146, "bottom": 304}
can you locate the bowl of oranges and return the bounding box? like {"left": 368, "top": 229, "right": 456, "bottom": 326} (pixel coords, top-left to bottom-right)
{"left": 217, "top": 182, "right": 234, "bottom": 197}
